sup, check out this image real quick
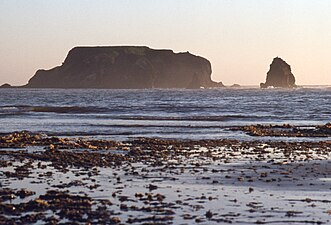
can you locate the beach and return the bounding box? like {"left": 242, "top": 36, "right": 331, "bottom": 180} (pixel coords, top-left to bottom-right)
{"left": 1, "top": 130, "right": 331, "bottom": 224}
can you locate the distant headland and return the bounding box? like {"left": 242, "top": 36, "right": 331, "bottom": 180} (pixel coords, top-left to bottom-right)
{"left": 16, "top": 46, "right": 224, "bottom": 89}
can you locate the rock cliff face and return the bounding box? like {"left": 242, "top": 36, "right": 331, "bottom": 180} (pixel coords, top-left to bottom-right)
{"left": 25, "top": 46, "right": 224, "bottom": 89}
{"left": 260, "top": 57, "right": 296, "bottom": 88}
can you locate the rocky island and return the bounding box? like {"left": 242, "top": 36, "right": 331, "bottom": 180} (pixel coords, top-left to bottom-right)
{"left": 23, "top": 46, "right": 224, "bottom": 89}
{"left": 0, "top": 83, "right": 12, "bottom": 88}
{"left": 260, "top": 57, "right": 296, "bottom": 88}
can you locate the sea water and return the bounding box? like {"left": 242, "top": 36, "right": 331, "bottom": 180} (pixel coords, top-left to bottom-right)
{"left": 0, "top": 87, "right": 330, "bottom": 141}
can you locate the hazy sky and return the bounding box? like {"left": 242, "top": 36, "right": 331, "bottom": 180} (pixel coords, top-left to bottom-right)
{"left": 1, "top": 0, "right": 331, "bottom": 86}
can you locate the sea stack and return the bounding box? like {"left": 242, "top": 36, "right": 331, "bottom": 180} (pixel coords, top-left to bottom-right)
{"left": 25, "top": 46, "right": 224, "bottom": 89}
{"left": 260, "top": 57, "right": 296, "bottom": 88}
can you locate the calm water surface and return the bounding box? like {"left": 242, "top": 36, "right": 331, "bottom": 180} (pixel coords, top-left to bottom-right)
{"left": 0, "top": 87, "right": 330, "bottom": 141}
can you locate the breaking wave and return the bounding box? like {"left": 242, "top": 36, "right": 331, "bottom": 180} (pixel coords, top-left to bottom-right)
{"left": 0, "top": 105, "right": 109, "bottom": 114}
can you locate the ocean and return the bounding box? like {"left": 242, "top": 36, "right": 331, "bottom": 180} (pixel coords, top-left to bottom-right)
{"left": 0, "top": 87, "right": 330, "bottom": 141}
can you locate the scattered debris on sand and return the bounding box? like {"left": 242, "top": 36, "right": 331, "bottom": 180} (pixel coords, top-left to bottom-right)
{"left": 231, "top": 123, "right": 331, "bottom": 137}
{"left": 0, "top": 131, "right": 330, "bottom": 224}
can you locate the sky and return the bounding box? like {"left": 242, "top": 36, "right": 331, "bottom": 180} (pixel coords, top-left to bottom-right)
{"left": 1, "top": 0, "right": 331, "bottom": 86}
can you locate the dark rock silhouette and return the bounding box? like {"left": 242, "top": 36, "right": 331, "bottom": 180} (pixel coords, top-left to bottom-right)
{"left": 186, "top": 73, "right": 202, "bottom": 89}
{"left": 0, "top": 83, "right": 12, "bottom": 88}
{"left": 260, "top": 57, "right": 296, "bottom": 88}
{"left": 25, "top": 46, "right": 224, "bottom": 89}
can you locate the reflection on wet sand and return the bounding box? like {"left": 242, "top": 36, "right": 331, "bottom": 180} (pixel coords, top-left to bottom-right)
{"left": 0, "top": 131, "right": 330, "bottom": 224}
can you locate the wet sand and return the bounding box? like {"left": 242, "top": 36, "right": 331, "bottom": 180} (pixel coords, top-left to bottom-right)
{"left": 0, "top": 131, "right": 331, "bottom": 224}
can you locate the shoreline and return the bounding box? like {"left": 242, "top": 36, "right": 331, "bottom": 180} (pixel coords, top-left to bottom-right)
{"left": 1, "top": 84, "right": 331, "bottom": 89}
{"left": 1, "top": 131, "right": 330, "bottom": 224}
